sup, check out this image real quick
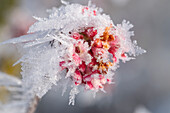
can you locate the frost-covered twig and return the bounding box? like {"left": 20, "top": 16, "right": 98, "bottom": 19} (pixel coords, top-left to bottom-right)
{"left": 27, "top": 96, "right": 39, "bottom": 113}
{"left": 0, "top": 1, "right": 146, "bottom": 105}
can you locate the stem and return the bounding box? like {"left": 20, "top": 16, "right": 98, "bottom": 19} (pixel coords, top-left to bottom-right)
{"left": 27, "top": 96, "right": 39, "bottom": 113}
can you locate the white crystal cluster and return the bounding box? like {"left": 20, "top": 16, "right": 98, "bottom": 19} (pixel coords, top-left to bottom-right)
{"left": 0, "top": 1, "right": 146, "bottom": 105}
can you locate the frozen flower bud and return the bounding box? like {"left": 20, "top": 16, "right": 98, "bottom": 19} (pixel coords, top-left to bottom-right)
{"left": 0, "top": 0, "right": 146, "bottom": 105}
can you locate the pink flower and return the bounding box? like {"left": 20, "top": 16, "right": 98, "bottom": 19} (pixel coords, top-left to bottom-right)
{"left": 71, "top": 32, "right": 84, "bottom": 40}
{"left": 60, "top": 27, "right": 121, "bottom": 90}
{"left": 83, "top": 27, "right": 97, "bottom": 40}
{"left": 59, "top": 61, "right": 66, "bottom": 70}
{"left": 72, "top": 53, "right": 81, "bottom": 66}
{"left": 83, "top": 75, "right": 92, "bottom": 82}
{"left": 78, "top": 61, "right": 86, "bottom": 73}
{"left": 92, "top": 47, "right": 106, "bottom": 56}
{"left": 73, "top": 69, "right": 82, "bottom": 85}
{"left": 88, "top": 57, "right": 98, "bottom": 67}
{"left": 93, "top": 39, "right": 103, "bottom": 48}
{"left": 86, "top": 81, "right": 94, "bottom": 89}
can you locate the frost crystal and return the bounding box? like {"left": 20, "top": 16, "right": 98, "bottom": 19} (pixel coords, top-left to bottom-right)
{"left": 0, "top": 1, "right": 146, "bottom": 105}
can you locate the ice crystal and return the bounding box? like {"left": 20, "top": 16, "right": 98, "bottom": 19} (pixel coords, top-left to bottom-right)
{"left": 0, "top": 1, "right": 146, "bottom": 105}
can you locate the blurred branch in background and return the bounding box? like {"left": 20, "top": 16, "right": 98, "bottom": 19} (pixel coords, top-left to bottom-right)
{"left": 0, "top": 72, "right": 35, "bottom": 113}
{"left": 0, "top": 72, "right": 24, "bottom": 113}
{"left": 0, "top": 86, "right": 9, "bottom": 104}
{"left": 0, "top": 1, "right": 36, "bottom": 112}
{"left": 0, "top": 0, "right": 34, "bottom": 78}
{"left": 134, "top": 106, "right": 152, "bottom": 113}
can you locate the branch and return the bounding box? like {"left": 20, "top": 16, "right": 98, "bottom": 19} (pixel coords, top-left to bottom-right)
{"left": 27, "top": 96, "right": 39, "bottom": 113}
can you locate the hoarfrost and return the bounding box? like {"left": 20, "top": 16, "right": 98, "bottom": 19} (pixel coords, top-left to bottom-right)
{"left": 0, "top": 1, "right": 146, "bottom": 105}
{"left": 69, "top": 86, "right": 79, "bottom": 105}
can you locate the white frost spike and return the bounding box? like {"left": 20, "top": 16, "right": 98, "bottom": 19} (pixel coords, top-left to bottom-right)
{"left": 69, "top": 86, "right": 79, "bottom": 105}
{"left": 133, "top": 40, "right": 147, "bottom": 56}
{"left": 0, "top": 32, "right": 48, "bottom": 45}
{"left": 0, "top": 1, "right": 145, "bottom": 105}
{"left": 61, "top": 0, "right": 69, "bottom": 5}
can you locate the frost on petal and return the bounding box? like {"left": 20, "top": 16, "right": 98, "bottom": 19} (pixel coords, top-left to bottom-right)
{"left": 0, "top": 1, "right": 146, "bottom": 105}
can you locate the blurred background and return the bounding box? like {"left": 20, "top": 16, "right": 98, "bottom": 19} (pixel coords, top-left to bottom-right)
{"left": 0, "top": 0, "right": 170, "bottom": 113}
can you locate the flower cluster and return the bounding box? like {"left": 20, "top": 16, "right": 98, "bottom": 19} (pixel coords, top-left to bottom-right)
{"left": 0, "top": 1, "right": 146, "bottom": 105}
{"left": 60, "top": 26, "right": 120, "bottom": 90}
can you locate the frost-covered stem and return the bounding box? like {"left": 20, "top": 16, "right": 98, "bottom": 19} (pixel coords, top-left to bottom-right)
{"left": 27, "top": 96, "right": 39, "bottom": 113}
